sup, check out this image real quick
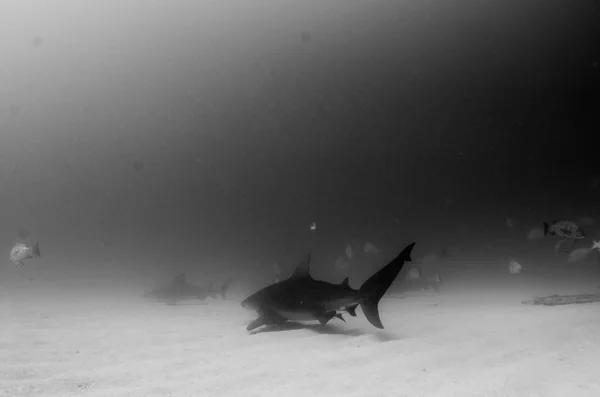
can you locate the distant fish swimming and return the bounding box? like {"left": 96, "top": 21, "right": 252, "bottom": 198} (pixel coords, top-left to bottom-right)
{"left": 241, "top": 242, "right": 416, "bottom": 332}
{"left": 568, "top": 240, "right": 600, "bottom": 262}
{"left": 364, "top": 241, "right": 379, "bottom": 255}
{"left": 399, "top": 268, "right": 443, "bottom": 292}
{"left": 508, "top": 260, "right": 522, "bottom": 275}
{"left": 543, "top": 220, "right": 585, "bottom": 239}
{"left": 9, "top": 241, "right": 41, "bottom": 266}
{"left": 143, "top": 273, "right": 234, "bottom": 305}
{"left": 568, "top": 247, "right": 592, "bottom": 262}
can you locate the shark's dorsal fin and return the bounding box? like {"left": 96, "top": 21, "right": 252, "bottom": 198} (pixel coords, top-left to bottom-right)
{"left": 341, "top": 278, "right": 349, "bottom": 287}
{"left": 289, "top": 254, "right": 312, "bottom": 280}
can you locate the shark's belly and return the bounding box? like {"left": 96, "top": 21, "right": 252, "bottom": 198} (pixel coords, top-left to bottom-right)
{"left": 275, "top": 310, "right": 317, "bottom": 322}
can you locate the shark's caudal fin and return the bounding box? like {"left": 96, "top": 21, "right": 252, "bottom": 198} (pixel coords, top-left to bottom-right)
{"left": 359, "top": 242, "right": 415, "bottom": 329}
{"left": 220, "top": 278, "right": 234, "bottom": 300}
{"left": 31, "top": 241, "right": 41, "bottom": 257}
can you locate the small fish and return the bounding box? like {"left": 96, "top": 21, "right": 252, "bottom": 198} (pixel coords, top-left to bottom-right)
{"left": 143, "top": 273, "right": 233, "bottom": 304}
{"left": 309, "top": 222, "right": 316, "bottom": 231}
{"left": 543, "top": 220, "right": 585, "bottom": 239}
{"left": 272, "top": 262, "right": 281, "bottom": 284}
{"left": 505, "top": 217, "right": 515, "bottom": 228}
{"left": 400, "top": 270, "right": 442, "bottom": 293}
{"left": 568, "top": 247, "right": 592, "bottom": 262}
{"left": 555, "top": 239, "right": 574, "bottom": 256}
{"left": 363, "top": 241, "right": 379, "bottom": 255}
{"left": 508, "top": 260, "right": 522, "bottom": 275}
{"left": 592, "top": 240, "right": 600, "bottom": 251}
{"left": 406, "top": 267, "right": 421, "bottom": 280}
{"left": 422, "top": 253, "right": 442, "bottom": 266}
{"left": 334, "top": 256, "right": 349, "bottom": 271}
{"left": 527, "top": 227, "right": 544, "bottom": 240}
{"left": 10, "top": 241, "right": 41, "bottom": 266}
{"left": 345, "top": 244, "right": 354, "bottom": 260}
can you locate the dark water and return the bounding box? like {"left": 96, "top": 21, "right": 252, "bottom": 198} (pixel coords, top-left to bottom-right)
{"left": 0, "top": 0, "right": 599, "bottom": 295}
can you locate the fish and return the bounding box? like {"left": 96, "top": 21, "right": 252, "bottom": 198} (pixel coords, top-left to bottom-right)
{"left": 334, "top": 256, "right": 349, "bottom": 271}
{"left": 309, "top": 222, "right": 316, "bottom": 231}
{"left": 543, "top": 220, "right": 585, "bottom": 239}
{"left": 241, "top": 242, "right": 416, "bottom": 332}
{"left": 364, "top": 241, "right": 379, "bottom": 255}
{"left": 9, "top": 241, "right": 41, "bottom": 266}
{"left": 568, "top": 240, "right": 600, "bottom": 262}
{"left": 406, "top": 267, "right": 421, "bottom": 280}
{"left": 508, "top": 260, "right": 522, "bottom": 275}
{"left": 527, "top": 227, "right": 544, "bottom": 240}
{"left": 398, "top": 270, "right": 443, "bottom": 293}
{"left": 143, "top": 273, "right": 234, "bottom": 305}
{"left": 345, "top": 244, "right": 354, "bottom": 260}
{"left": 554, "top": 239, "right": 575, "bottom": 256}
{"left": 505, "top": 217, "right": 515, "bottom": 228}
{"left": 271, "top": 262, "right": 281, "bottom": 284}
{"left": 568, "top": 247, "right": 592, "bottom": 262}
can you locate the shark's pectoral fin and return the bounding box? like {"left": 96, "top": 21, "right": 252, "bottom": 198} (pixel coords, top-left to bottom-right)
{"left": 247, "top": 317, "right": 269, "bottom": 331}
{"left": 247, "top": 314, "right": 287, "bottom": 331}
{"left": 346, "top": 304, "right": 358, "bottom": 317}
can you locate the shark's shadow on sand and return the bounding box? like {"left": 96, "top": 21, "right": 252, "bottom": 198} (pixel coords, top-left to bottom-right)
{"left": 248, "top": 321, "right": 402, "bottom": 341}
{"left": 143, "top": 273, "right": 234, "bottom": 305}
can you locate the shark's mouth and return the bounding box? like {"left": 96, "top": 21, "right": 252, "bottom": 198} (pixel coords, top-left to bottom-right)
{"left": 274, "top": 310, "right": 317, "bottom": 322}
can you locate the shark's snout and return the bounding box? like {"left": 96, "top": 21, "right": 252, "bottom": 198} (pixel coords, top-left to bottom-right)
{"left": 240, "top": 299, "right": 255, "bottom": 310}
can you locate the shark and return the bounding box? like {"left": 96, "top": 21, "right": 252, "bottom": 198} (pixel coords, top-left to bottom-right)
{"left": 143, "top": 273, "right": 234, "bottom": 305}
{"left": 241, "top": 241, "right": 415, "bottom": 331}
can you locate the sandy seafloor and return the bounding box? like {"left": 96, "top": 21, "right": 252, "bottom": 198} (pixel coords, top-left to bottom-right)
{"left": 2, "top": 267, "right": 600, "bottom": 397}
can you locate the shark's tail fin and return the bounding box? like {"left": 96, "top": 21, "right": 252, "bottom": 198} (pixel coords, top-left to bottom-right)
{"left": 359, "top": 242, "right": 415, "bottom": 329}
{"left": 31, "top": 241, "right": 41, "bottom": 257}
{"left": 220, "top": 278, "right": 234, "bottom": 300}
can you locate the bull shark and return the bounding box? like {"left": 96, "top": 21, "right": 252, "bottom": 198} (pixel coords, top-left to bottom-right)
{"left": 241, "top": 241, "right": 415, "bottom": 331}
{"left": 143, "top": 273, "right": 234, "bottom": 305}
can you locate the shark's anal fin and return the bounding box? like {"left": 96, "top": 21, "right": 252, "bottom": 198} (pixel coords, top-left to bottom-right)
{"left": 334, "top": 313, "right": 346, "bottom": 322}
{"left": 345, "top": 304, "right": 358, "bottom": 317}
{"left": 316, "top": 311, "right": 345, "bottom": 325}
